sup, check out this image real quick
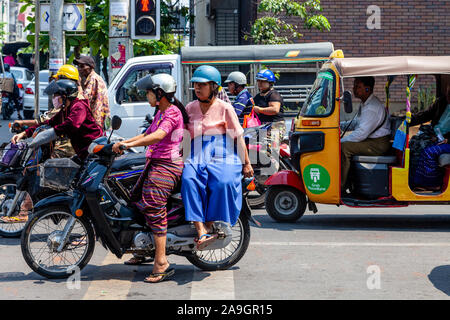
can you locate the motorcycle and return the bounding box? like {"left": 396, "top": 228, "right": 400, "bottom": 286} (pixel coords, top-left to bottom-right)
{"left": 1, "top": 91, "right": 15, "bottom": 120}
{"left": 244, "top": 123, "right": 297, "bottom": 209}
{"left": 20, "top": 116, "right": 256, "bottom": 279}
{"left": 0, "top": 123, "right": 146, "bottom": 238}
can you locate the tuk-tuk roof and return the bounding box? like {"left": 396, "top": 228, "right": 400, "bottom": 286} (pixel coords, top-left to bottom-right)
{"left": 181, "top": 42, "right": 334, "bottom": 65}
{"left": 332, "top": 56, "right": 450, "bottom": 78}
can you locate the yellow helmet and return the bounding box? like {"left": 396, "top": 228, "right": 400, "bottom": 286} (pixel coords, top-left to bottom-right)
{"left": 54, "top": 64, "right": 80, "bottom": 81}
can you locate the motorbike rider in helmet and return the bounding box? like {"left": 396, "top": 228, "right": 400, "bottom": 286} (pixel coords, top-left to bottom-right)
{"left": 11, "top": 77, "right": 102, "bottom": 161}
{"left": 181, "top": 65, "right": 253, "bottom": 251}
{"left": 194, "top": 64, "right": 231, "bottom": 104}
{"left": 253, "top": 69, "right": 286, "bottom": 150}
{"left": 112, "top": 73, "right": 188, "bottom": 283}
{"left": 224, "top": 71, "right": 254, "bottom": 122}
{"left": 2, "top": 63, "right": 23, "bottom": 120}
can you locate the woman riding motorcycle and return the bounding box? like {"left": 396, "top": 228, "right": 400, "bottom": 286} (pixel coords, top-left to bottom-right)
{"left": 112, "top": 73, "right": 188, "bottom": 283}
{"left": 11, "top": 78, "right": 102, "bottom": 161}
{"left": 181, "top": 65, "right": 253, "bottom": 250}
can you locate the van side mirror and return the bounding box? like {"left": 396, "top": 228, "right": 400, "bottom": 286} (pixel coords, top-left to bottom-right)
{"left": 343, "top": 91, "right": 353, "bottom": 114}
{"left": 111, "top": 115, "right": 122, "bottom": 131}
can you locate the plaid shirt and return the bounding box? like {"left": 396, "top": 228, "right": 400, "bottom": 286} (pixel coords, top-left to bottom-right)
{"left": 81, "top": 71, "right": 110, "bottom": 129}
{"left": 217, "top": 86, "right": 231, "bottom": 104}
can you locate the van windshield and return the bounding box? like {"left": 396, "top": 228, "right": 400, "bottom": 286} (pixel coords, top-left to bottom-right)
{"left": 300, "top": 71, "right": 334, "bottom": 117}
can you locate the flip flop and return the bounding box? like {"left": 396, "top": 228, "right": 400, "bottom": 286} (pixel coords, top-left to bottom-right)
{"left": 0, "top": 216, "right": 28, "bottom": 223}
{"left": 124, "top": 256, "right": 154, "bottom": 265}
{"left": 143, "top": 266, "right": 175, "bottom": 283}
{"left": 196, "top": 233, "right": 218, "bottom": 250}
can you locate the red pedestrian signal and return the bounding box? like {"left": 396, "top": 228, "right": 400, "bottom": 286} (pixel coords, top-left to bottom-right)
{"left": 131, "top": 0, "right": 160, "bottom": 39}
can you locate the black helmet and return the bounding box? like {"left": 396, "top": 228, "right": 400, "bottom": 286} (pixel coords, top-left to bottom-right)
{"left": 3, "top": 63, "right": 10, "bottom": 72}
{"left": 44, "top": 79, "right": 78, "bottom": 98}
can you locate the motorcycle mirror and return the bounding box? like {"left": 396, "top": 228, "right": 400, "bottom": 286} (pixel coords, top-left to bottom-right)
{"left": 343, "top": 91, "right": 353, "bottom": 114}
{"left": 111, "top": 115, "right": 122, "bottom": 131}
{"left": 145, "top": 114, "right": 154, "bottom": 124}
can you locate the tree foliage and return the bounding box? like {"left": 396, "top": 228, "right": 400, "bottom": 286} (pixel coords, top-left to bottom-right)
{"left": 248, "top": 0, "right": 331, "bottom": 44}
{"left": 19, "top": 0, "right": 190, "bottom": 60}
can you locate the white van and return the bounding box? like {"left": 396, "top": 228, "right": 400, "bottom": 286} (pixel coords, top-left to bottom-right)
{"left": 108, "top": 43, "right": 334, "bottom": 139}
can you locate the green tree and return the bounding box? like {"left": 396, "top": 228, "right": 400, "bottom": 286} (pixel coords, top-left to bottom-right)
{"left": 248, "top": 0, "right": 331, "bottom": 45}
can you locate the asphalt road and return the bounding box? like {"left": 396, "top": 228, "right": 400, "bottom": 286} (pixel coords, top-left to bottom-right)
{"left": 1, "top": 118, "right": 450, "bottom": 302}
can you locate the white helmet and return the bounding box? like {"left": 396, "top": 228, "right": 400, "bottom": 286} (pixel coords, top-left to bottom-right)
{"left": 151, "top": 73, "right": 177, "bottom": 94}
{"left": 224, "top": 71, "right": 247, "bottom": 86}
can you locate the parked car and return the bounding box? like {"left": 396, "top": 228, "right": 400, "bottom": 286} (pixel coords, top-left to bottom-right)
{"left": 23, "top": 70, "right": 50, "bottom": 119}
{"left": 0, "top": 66, "right": 33, "bottom": 113}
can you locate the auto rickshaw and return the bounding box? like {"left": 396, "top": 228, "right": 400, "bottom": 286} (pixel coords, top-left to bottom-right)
{"left": 264, "top": 51, "right": 450, "bottom": 222}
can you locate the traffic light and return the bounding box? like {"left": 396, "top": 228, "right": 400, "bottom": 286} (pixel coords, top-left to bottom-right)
{"left": 131, "top": 0, "right": 160, "bottom": 40}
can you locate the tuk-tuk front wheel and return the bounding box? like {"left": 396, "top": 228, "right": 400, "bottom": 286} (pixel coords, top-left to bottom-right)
{"left": 265, "top": 186, "right": 306, "bottom": 222}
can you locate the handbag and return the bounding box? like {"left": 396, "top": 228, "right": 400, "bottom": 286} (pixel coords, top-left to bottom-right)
{"left": 243, "top": 107, "right": 261, "bottom": 128}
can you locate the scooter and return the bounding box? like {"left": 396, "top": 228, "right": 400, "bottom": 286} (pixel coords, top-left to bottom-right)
{"left": 1, "top": 91, "right": 15, "bottom": 120}
{"left": 0, "top": 123, "right": 146, "bottom": 238}
{"left": 244, "top": 123, "right": 297, "bottom": 208}
{"left": 20, "top": 116, "right": 256, "bottom": 279}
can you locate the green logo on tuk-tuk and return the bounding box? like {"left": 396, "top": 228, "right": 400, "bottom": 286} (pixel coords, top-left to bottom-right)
{"left": 303, "top": 164, "right": 331, "bottom": 195}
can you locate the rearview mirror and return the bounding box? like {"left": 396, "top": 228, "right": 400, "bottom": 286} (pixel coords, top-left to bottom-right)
{"left": 111, "top": 115, "right": 122, "bottom": 131}
{"left": 343, "top": 91, "right": 353, "bottom": 114}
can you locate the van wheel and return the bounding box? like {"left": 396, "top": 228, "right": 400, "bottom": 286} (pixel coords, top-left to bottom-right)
{"left": 265, "top": 186, "right": 306, "bottom": 222}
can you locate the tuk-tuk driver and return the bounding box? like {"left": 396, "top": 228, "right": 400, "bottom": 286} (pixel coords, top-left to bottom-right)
{"left": 340, "top": 77, "right": 391, "bottom": 192}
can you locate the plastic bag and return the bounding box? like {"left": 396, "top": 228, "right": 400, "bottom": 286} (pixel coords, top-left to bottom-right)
{"left": 243, "top": 108, "right": 261, "bottom": 128}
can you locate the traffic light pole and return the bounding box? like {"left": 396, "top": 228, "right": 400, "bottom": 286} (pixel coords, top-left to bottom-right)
{"left": 48, "top": 0, "right": 64, "bottom": 110}
{"left": 33, "top": 0, "right": 40, "bottom": 121}
{"left": 108, "top": 0, "right": 133, "bottom": 82}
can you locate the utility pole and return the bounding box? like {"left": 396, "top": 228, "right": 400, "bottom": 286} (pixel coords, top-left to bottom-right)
{"left": 34, "top": 0, "right": 40, "bottom": 121}
{"left": 48, "top": 0, "right": 64, "bottom": 110}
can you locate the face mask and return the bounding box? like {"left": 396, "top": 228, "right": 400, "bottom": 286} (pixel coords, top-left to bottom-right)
{"left": 52, "top": 96, "right": 63, "bottom": 109}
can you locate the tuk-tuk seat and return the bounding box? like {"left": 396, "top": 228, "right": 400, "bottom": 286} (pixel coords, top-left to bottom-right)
{"left": 351, "top": 155, "right": 397, "bottom": 164}
{"left": 438, "top": 154, "right": 450, "bottom": 167}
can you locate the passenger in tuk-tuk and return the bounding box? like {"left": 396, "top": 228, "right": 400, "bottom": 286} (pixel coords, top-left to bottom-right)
{"left": 410, "top": 84, "right": 450, "bottom": 190}
{"left": 340, "top": 77, "right": 391, "bottom": 192}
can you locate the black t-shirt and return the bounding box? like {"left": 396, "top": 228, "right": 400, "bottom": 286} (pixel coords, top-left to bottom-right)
{"left": 253, "top": 89, "right": 284, "bottom": 123}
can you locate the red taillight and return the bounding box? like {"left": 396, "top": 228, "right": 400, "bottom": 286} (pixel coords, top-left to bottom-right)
{"left": 25, "top": 88, "right": 34, "bottom": 94}
{"left": 17, "top": 83, "right": 23, "bottom": 89}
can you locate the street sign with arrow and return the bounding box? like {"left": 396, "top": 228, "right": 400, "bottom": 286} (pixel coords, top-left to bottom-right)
{"left": 40, "top": 3, "right": 86, "bottom": 32}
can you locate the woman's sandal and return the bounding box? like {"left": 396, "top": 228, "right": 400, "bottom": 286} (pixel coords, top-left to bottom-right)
{"left": 0, "top": 215, "right": 28, "bottom": 223}
{"left": 196, "top": 233, "right": 218, "bottom": 250}
{"left": 124, "top": 256, "right": 154, "bottom": 265}
{"left": 143, "top": 266, "right": 175, "bottom": 283}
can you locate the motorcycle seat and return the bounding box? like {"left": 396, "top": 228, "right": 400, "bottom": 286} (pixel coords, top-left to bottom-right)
{"left": 112, "top": 153, "right": 147, "bottom": 171}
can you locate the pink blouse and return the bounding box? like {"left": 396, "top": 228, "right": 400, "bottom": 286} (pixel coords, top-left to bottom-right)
{"left": 185, "top": 99, "right": 244, "bottom": 140}
{"left": 145, "top": 105, "right": 184, "bottom": 160}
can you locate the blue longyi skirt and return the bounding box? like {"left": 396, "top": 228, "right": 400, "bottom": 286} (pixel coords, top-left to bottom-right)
{"left": 181, "top": 134, "right": 243, "bottom": 226}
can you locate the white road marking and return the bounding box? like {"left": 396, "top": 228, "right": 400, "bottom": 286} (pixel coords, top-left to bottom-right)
{"left": 251, "top": 241, "right": 450, "bottom": 247}
{"left": 82, "top": 253, "right": 134, "bottom": 300}
{"left": 190, "top": 268, "right": 235, "bottom": 300}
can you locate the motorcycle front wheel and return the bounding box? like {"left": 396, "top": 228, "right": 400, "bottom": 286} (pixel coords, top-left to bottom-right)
{"left": 21, "top": 206, "right": 95, "bottom": 279}
{"left": 186, "top": 215, "right": 250, "bottom": 271}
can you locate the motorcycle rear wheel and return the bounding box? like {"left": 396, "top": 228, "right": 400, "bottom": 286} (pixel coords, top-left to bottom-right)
{"left": 21, "top": 206, "right": 95, "bottom": 279}
{"left": 186, "top": 215, "right": 250, "bottom": 271}
{"left": 0, "top": 177, "right": 55, "bottom": 238}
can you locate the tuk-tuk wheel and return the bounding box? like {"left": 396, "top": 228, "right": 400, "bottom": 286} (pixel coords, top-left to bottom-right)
{"left": 265, "top": 186, "right": 306, "bottom": 222}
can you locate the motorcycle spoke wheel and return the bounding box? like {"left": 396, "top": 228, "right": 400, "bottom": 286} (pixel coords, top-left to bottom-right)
{"left": 187, "top": 217, "right": 250, "bottom": 271}
{"left": 22, "top": 207, "right": 95, "bottom": 279}
{"left": 0, "top": 183, "right": 32, "bottom": 238}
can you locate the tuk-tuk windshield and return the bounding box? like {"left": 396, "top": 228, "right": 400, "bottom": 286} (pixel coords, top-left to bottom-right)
{"left": 300, "top": 71, "right": 335, "bottom": 117}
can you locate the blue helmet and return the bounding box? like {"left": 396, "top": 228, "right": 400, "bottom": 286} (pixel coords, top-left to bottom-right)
{"left": 190, "top": 65, "right": 222, "bottom": 86}
{"left": 256, "top": 69, "right": 276, "bottom": 83}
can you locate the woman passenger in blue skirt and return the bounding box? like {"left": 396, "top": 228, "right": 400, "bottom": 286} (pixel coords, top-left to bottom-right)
{"left": 182, "top": 65, "right": 254, "bottom": 250}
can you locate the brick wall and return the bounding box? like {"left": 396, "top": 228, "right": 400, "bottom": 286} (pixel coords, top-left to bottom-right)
{"left": 256, "top": 0, "right": 450, "bottom": 106}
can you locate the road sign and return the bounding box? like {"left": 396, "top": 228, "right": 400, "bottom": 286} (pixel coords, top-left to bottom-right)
{"left": 40, "top": 3, "right": 86, "bottom": 32}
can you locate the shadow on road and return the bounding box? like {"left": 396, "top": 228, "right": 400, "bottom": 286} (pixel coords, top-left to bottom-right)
{"left": 428, "top": 265, "right": 450, "bottom": 296}
{"left": 253, "top": 213, "right": 450, "bottom": 232}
